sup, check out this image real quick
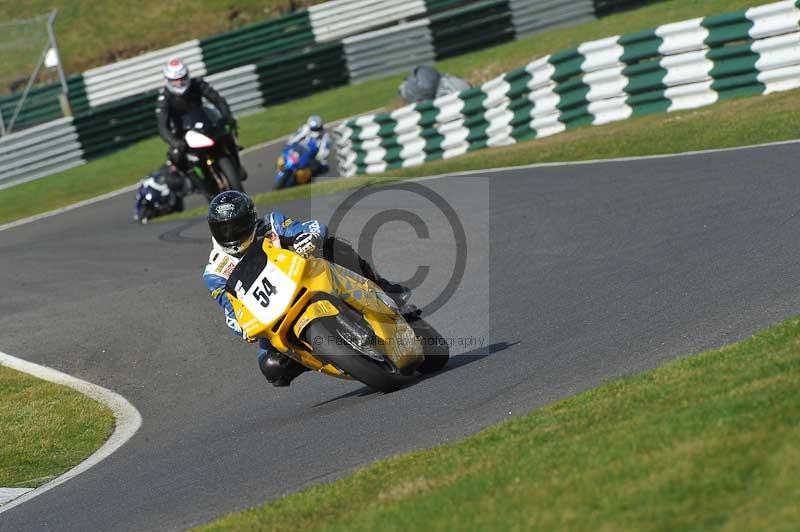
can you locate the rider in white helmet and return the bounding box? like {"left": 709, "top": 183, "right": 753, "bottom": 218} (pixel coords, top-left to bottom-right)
{"left": 155, "top": 58, "right": 243, "bottom": 186}
{"left": 287, "top": 115, "right": 331, "bottom": 175}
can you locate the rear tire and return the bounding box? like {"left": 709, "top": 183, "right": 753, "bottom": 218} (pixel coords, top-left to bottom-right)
{"left": 303, "top": 320, "right": 407, "bottom": 393}
{"left": 217, "top": 156, "right": 244, "bottom": 192}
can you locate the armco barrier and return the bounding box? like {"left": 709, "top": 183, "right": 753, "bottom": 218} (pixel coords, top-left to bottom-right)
{"left": 431, "top": 0, "right": 515, "bottom": 59}
{"left": 73, "top": 92, "right": 158, "bottom": 159}
{"left": 0, "top": 76, "right": 88, "bottom": 134}
{"left": 199, "top": 11, "right": 314, "bottom": 75}
{"left": 511, "top": 0, "right": 596, "bottom": 38}
{"left": 255, "top": 41, "right": 350, "bottom": 104}
{"left": 594, "top": 0, "right": 659, "bottom": 17}
{"left": 2, "top": 0, "right": 660, "bottom": 136}
{"left": 0, "top": 117, "right": 84, "bottom": 189}
{"left": 0, "top": 0, "right": 669, "bottom": 185}
{"left": 83, "top": 40, "right": 206, "bottom": 108}
{"left": 206, "top": 65, "right": 264, "bottom": 117}
{"left": 335, "top": 0, "right": 800, "bottom": 175}
{"left": 344, "top": 19, "right": 437, "bottom": 83}
{"left": 309, "top": 0, "right": 428, "bottom": 42}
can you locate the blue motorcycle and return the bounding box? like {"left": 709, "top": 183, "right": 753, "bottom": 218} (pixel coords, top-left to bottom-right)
{"left": 274, "top": 140, "right": 318, "bottom": 190}
{"left": 133, "top": 165, "right": 187, "bottom": 223}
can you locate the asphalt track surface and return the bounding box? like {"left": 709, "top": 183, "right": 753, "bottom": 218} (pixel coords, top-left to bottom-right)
{"left": 3, "top": 142, "right": 800, "bottom": 531}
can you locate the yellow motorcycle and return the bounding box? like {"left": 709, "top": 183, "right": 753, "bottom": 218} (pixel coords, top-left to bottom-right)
{"left": 224, "top": 238, "right": 449, "bottom": 392}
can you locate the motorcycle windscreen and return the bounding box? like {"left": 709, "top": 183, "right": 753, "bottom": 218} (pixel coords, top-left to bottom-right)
{"left": 225, "top": 244, "right": 299, "bottom": 334}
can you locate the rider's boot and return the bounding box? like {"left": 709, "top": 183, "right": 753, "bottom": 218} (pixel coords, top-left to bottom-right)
{"left": 258, "top": 346, "right": 308, "bottom": 387}
{"left": 376, "top": 278, "right": 412, "bottom": 310}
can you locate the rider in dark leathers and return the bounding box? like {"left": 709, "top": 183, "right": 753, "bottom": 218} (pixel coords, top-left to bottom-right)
{"left": 155, "top": 58, "right": 241, "bottom": 189}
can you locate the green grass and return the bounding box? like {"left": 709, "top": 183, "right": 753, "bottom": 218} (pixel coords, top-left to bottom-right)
{"left": 195, "top": 315, "right": 800, "bottom": 531}
{"left": 0, "top": 365, "right": 114, "bottom": 488}
{"left": 0, "top": 1, "right": 326, "bottom": 80}
{"left": 0, "top": 0, "right": 784, "bottom": 225}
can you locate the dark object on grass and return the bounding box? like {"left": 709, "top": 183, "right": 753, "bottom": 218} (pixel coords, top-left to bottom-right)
{"left": 399, "top": 65, "right": 471, "bottom": 104}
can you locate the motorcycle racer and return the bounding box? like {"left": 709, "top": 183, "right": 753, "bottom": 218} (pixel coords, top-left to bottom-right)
{"left": 203, "top": 191, "right": 411, "bottom": 387}
{"left": 156, "top": 57, "right": 243, "bottom": 187}
{"left": 286, "top": 115, "right": 331, "bottom": 175}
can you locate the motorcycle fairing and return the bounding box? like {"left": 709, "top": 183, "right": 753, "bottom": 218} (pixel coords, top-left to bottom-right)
{"left": 224, "top": 239, "right": 423, "bottom": 378}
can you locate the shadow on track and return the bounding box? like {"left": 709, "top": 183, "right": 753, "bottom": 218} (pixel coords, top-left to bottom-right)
{"left": 311, "top": 341, "right": 520, "bottom": 408}
{"left": 158, "top": 218, "right": 206, "bottom": 244}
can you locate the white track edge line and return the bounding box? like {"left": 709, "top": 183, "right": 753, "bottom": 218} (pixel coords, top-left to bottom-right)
{"left": 0, "top": 185, "right": 138, "bottom": 233}
{"left": 0, "top": 351, "right": 143, "bottom": 514}
{"left": 3, "top": 138, "right": 799, "bottom": 234}
{"left": 409, "top": 138, "right": 800, "bottom": 182}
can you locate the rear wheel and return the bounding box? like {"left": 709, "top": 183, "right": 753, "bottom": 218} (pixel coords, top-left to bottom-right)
{"left": 217, "top": 156, "right": 244, "bottom": 192}
{"left": 303, "top": 320, "right": 407, "bottom": 393}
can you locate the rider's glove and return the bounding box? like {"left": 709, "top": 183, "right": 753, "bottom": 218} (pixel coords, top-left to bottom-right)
{"left": 293, "top": 232, "right": 323, "bottom": 257}
{"left": 169, "top": 142, "right": 186, "bottom": 163}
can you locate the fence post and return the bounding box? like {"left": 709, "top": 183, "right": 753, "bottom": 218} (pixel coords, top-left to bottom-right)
{"left": 47, "top": 10, "right": 72, "bottom": 117}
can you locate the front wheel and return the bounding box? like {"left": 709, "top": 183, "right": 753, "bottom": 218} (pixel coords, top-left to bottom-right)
{"left": 217, "top": 156, "right": 244, "bottom": 192}
{"left": 274, "top": 169, "right": 293, "bottom": 190}
{"left": 409, "top": 317, "right": 450, "bottom": 374}
{"left": 303, "top": 320, "right": 407, "bottom": 393}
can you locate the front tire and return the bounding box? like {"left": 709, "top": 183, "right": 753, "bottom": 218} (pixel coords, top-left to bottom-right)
{"left": 274, "top": 170, "right": 292, "bottom": 190}
{"left": 217, "top": 156, "right": 244, "bottom": 192}
{"left": 303, "top": 320, "right": 407, "bottom": 393}
{"left": 409, "top": 317, "right": 450, "bottom": 374}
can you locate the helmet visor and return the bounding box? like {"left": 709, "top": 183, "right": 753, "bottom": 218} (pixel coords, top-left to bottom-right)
{"left": 168, "top": 76, "right": 189, "bottom": 90}
{"left": 208, "top": 216, "right": 254, "bottom": 248}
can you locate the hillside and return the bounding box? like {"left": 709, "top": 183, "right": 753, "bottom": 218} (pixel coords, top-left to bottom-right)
{"left": 0, "top": 0, "right": 327, "bottom": 80}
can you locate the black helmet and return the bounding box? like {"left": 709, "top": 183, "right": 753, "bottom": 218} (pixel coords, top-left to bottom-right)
{"left": 207, "top": 191, "right": 257, "bottom": 257}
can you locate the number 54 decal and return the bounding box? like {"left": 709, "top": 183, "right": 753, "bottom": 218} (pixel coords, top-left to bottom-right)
{"left": 253, "top": 275, "right": 278, "bottom": 307}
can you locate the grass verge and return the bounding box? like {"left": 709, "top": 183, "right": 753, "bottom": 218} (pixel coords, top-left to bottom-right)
{"left": 0, "top": 365, "right": 114, "bottom": 488}
{"left": 0, "top": 1, "right": 326, "bottom": 78}
{"left": 195, "top": 315, "right": 800, "bottom": 531}
{"left": 0, "top": 0, "right": 766, "bottom": 225}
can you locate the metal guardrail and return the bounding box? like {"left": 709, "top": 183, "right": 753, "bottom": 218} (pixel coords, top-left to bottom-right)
{"left": 335, "top": 0, "right": 800, "bottom": 176}
{"left": 200, "top": 11, "right": 314, "bottom": 74}
{"left": 206, "top": 64, "right": 265, "bottom": 117}
{"left": 593, "top": 0, "right": 658, "bottom": 17}
{"left": 83, "top": 40, "right": 206, "bottom": 108}
{"left": 0, "top": 117, "right": 84, "bottom": 189}
{"left": 344, "top": 19, "right": 436, "bottom": 83}
{"left": 0, "top": 0, "right": 676, "bottom": 187}
{"left": 510, "top": 0, "right": 595, "bottom": 38}
{"left": 309, "top": 0, "right": 428, "bottom": 42}
{"left": 430, "top": 0, "right": 515, "bottom": 59}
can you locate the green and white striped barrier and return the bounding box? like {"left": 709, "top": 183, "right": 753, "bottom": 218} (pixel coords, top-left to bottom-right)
{"left": 335, "top": 0, "right": 800, "bottom": 175}
{"left": 0, "top": 0, "right": 683, "bottom": 186}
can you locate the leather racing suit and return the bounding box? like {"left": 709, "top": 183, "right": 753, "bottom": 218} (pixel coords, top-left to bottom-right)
{"left": 287, "top": 125, "right": 331, "bottom": 175}
{"left": 155, "top": 78, "right": 239, "bottom": 181}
